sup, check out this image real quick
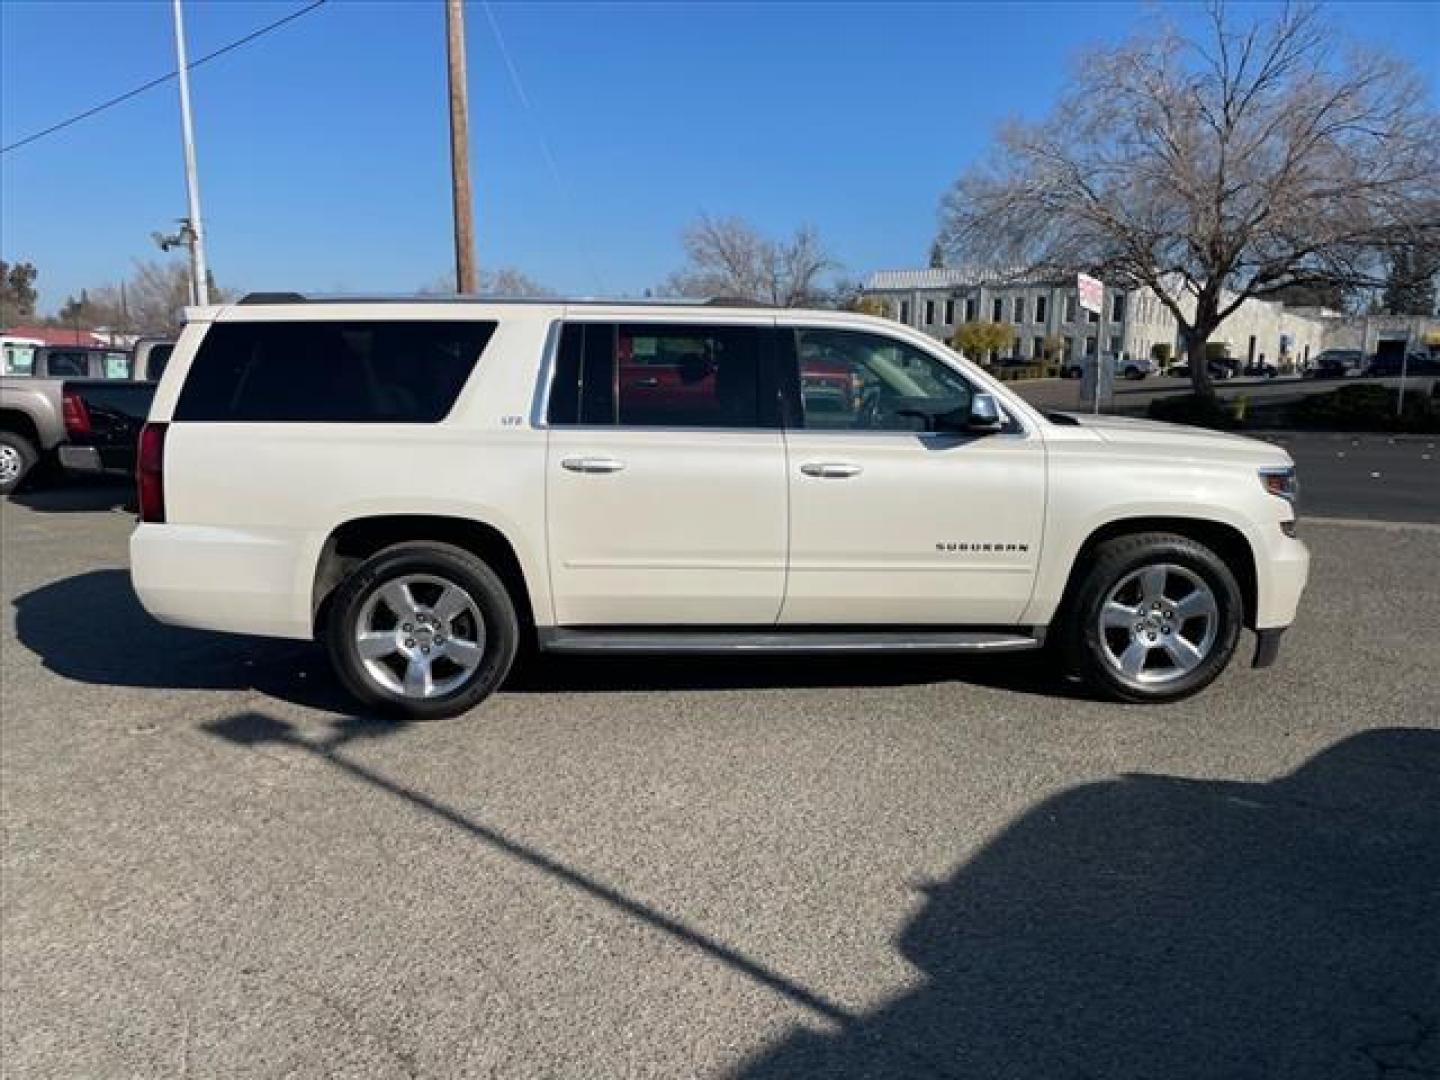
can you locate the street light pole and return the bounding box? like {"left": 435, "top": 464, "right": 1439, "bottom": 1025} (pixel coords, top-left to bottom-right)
{"left": 171, "top": 0, "right": 210, "bottom": 306}
{"left": 445, "top": 0, "right": 477, "bottom": 293}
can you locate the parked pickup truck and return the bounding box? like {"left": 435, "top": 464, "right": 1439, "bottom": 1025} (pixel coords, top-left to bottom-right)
{"left": 129, "top": 295, "right": 1310, "bottom": 719}
{"left": 1, "top": 342, "right": 168, "bottom": 494}
{"left": 55, "top": 379, "right": 158, "bottom": 479}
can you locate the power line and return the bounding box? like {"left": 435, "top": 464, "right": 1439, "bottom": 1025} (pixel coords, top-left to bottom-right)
{"left": 481, "top": 1, "right": 608, "bottom": 295}
{"left": 0, "top": 0, "right": 327, "bottom": 156}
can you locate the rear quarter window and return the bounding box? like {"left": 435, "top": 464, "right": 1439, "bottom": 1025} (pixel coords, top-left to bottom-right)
{"left": 174, "top": 320, "right": 496, "bottom": 422}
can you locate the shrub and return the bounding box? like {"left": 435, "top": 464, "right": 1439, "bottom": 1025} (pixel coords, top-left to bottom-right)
{"left": 1147, "top": 393, "right": 1243, "bottom": 430}
{"left": 1289, "top": 383, "right": 1440, "bottom": 433}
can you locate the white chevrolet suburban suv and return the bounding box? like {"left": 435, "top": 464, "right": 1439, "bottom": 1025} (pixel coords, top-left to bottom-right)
{"left": 130, "top": 295, "right": 1309, "bottom": 719}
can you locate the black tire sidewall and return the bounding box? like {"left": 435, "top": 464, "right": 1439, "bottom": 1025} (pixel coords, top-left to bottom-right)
{"left": 0, "top": 432, "right": 38, "bottom": 496}
{"left": 326, "top": 543, "right": 519, "bottom": 720}
{"left": 1070, "top": 534, "right": 1243, "bottom": 703}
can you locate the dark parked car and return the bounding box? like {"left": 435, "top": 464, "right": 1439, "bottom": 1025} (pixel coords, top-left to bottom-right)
{"left": 1169, "top": 360, "right": 1234, "bottom": 381}
{"left": 1364, "top": 352, "right": 1440, "bottom": 377}
{"left": 1308, "top": 349, "right": 1364, "bottom": 379}
{"left": 1242, "top": 360, "right": 1280, "bottom": 378}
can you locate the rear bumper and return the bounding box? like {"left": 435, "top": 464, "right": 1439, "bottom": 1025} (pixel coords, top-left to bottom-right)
{"left": 130, "top": 523, "right": 316, "bottom": 640}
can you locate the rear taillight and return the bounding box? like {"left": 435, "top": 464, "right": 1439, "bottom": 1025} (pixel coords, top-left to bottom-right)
{"left": 62, "top": 389, "right": 91, "bottom": 435}
{"left": 137, "top": 422, "right": 168, "bottom": 523}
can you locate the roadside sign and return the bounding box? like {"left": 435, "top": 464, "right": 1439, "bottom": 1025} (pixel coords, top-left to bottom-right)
{"left": 1077, "top": 273, "right": 1104, "bottom": 315}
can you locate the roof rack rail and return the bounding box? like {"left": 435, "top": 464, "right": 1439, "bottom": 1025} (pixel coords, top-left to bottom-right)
{"left": 705, "top": 296, "right": 773, "bottom": 308}
{"left": 238, "top": 292, "right": 307, "bottom": 305}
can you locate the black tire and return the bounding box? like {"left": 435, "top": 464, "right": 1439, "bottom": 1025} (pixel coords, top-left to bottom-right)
{"left": 1061, "top": 532, "right": 1243, "bottom": 703}
{"left": 325, "top": 542, "right": 520, "bottom": 720}
{"left": 0, "top": 431, "right": 38, "bottom": 497}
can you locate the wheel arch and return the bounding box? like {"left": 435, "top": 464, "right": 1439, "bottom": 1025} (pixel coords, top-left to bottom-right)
{"left": 0, "top": 409, "right": 43, "bottom": 449}
{"left": 1054, "top": 516, "right": 1258, "bottom": 630}
{"left": 312, "top": 514, "right": 537, "bottom": 638}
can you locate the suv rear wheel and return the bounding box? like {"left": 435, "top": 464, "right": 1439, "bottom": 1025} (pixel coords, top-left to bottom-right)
{"left": 1063, "top": 532, "right": 1243, "bottom": 703}
{"left": 326, "top": 542, "right": 519, "bottom": 720}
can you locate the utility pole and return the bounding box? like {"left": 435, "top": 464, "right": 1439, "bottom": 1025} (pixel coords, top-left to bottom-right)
{"left": 445, "top": 0, "right": 477, "bottom": 293}
{"left": 171, "top": 0, "right": 210, "bottom": 306}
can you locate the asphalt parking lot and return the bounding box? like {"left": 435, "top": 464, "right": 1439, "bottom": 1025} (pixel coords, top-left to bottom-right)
{"left": 2, "top": 486, "right": 1438, "bottom": 1078}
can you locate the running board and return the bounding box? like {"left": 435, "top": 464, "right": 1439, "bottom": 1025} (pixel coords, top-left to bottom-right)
{"left": 538, "top": 627, "right": 1045, "bottom": 655}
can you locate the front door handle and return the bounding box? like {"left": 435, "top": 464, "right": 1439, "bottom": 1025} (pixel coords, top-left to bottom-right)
{"left": 561, "top": 456, "right": 626, "bottom": 474}
{"left": 800, "top": 462, "right": 863, "bottom": 479}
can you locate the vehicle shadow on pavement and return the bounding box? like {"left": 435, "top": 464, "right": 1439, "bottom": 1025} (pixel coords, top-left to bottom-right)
{"left": 11, "top": 569, "right": 356, "bottom": 714}
{"left": 199, "top": 715, "right": 1439, "bottom": 1078}
{"left": 13, "top": 569, "right": 1096, "bottom": 708}
{"left": 9, "top": 477, "right": 135, "bottom": 514}
{"left": 737, "top": 726, "right": 1440, "bottom": 1079}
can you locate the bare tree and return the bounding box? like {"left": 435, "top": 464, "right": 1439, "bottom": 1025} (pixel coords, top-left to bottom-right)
{"left": 665, "top": 214, "right": 835, "bottom": 306}
{"left": 939, "top": 3, "right": 1440, "bottom": 396}
{"left": 420, "top": 267, "right": 553, "bottom": 297}
{"left": 52, "top": 259, "right": 230, "bottom": 336}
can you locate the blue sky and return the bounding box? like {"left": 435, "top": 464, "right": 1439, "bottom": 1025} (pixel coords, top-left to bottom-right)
{"left": 2, "top": 1, "right": 1436, "bottom": 313}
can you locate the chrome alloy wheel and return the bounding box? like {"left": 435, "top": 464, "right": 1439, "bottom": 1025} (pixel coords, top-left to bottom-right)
{"left": 0, "top": 444, "right": 21, "bottom": 485}
{"left": 1097, "top": 563, "right": 1219, "bottom": 686}
{"left": 354, "top": 574, "right": 486, "bottom": 699}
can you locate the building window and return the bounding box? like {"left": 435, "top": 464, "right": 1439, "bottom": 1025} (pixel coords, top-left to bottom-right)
{"left": 1035, "top": 296, "right": 1047, "bottom": 323}
{"left": 964, "top": 297, "right": 977, "bottom": 322}
{"left": 1032, "top": 336, "right": 1045, "bottom": 360}
{"left": 899, "top": 301, "right": 910, "bottom": 324}
{"left": 1085, "top": 337, "right": 1098, "bottom": 357}
{"left": 992, "top": 297, "right": 1004, "bottom": 322}
{"left": 1111, "top": 293, "right": 1125, "bottom": 322}
{"left": 1109, "top": 335, "right": 1122, "bottom": 355}
{"left": 924, "top": 299, "right": 936, "bottom": 325}
{"left": 1014, "top": 297, "right": 1026, "bottom": 323}
{"left": 1087, "top": 308, "right": 1100, "bottom": 324}
{"left": 1064, "top": 293, "right": 1077, "bottom": 322}
{"left": 944, "top": 299, "right": 956, "bottom": 325}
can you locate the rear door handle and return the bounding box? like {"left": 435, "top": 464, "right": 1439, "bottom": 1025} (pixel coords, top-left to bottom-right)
{"left": 799, "top": 462, "right": 863, "bottom": 479}
{"left": 561, "top": 456, "right": 626, "bottom": 474}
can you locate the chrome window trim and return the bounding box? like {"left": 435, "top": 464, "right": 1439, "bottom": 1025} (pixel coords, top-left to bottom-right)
{"left": 533, "top": 317, "right": 1034, "bottom": 439}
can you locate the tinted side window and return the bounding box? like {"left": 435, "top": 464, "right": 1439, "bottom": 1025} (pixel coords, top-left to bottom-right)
{"left": 46, "top": 351, "right": 90, "bottom": 377}
{"left": 174, "top": 321, "right": 495, "bottom": 422}
{"left": 145, "top": 344, "right": 174, "bottom": 382}
{"left": 795, "top": 329, "right": 973, "bottom": 432}
{"left": 548, "top": 323, "right": 766, "bottom": 429}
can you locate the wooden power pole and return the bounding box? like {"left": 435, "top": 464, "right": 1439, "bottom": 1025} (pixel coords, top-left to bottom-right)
{"left": 445, "top": 0, "right": 477, "bottom": 293}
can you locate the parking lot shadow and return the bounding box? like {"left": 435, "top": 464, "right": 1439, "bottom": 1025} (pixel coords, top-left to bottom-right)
{"left": 739, "top": 727, "right": 1440, "bottom": 1079}
{"left": 11, "top": 569, "right": 354, "bottom": 713}
{"left": 10, "top": 476, "right": 135, "bottom": 514}
{"left": 511, "top": 650, "right": 1092, "bottom": 701}
{"left": 13, "top": 569, "right": 1090, "bottom": 709}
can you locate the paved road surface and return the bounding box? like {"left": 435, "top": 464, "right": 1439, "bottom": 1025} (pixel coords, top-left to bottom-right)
{"left": 2, "top": 491, "right": 1437, "bottom": 1077}
{"left": 1015, "top": 374, "right": 1434, "bottom": 416}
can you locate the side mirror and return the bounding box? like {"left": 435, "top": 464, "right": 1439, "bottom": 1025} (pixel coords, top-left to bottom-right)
{"left": 964, "top": 392, "right": 1004, "bottom": 433}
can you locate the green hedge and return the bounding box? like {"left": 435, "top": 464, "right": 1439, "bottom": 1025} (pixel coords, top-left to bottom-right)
{"left": 1288, "top": 383, "right": 1440, "bottom": 433}
{"left": 1147, "top": 394, "right": 1243, "bottom": 430}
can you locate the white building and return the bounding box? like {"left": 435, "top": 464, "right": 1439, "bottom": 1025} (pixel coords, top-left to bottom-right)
{"left": 861, "top": 268, "right": 1332, "bottom": 369}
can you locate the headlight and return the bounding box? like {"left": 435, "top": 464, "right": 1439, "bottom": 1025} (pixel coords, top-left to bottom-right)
{"left": 1259, "top": 465, "right": 1299, "bottom": 507}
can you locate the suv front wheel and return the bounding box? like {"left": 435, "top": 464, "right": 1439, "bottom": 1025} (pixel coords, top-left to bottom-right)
{"left": 326, "top": 542, "right": 519, "bottom": 720}
{"left": 1063, "top": 532, "right": 1243, "bottom": 703}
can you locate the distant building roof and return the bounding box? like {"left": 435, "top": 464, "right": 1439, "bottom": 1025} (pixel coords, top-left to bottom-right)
{"left": 863, "top": 266, "right": 1053, "bottom": 291}
{"left": 0, "top": 324, "right": 113, "bottom": 347}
